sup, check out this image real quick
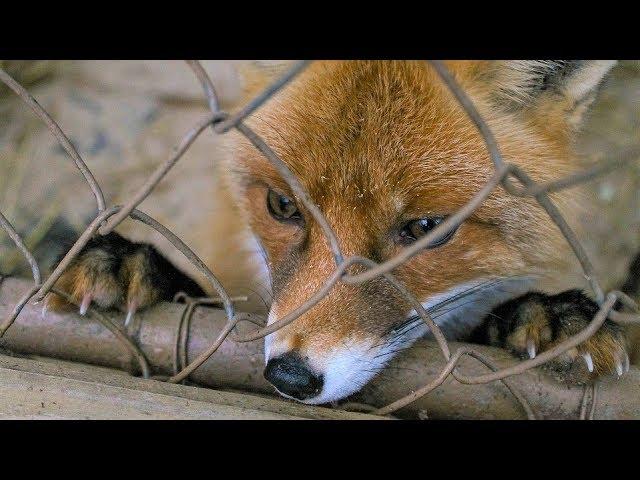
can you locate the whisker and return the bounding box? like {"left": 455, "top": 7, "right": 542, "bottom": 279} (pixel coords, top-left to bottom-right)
{"left": 425, "top": 277, "right": 512, "bottom": 314}
{"left": 393, "top": 295, "right": 495, "bottom": 341}
{"left": 351, "top": 358, "right": 419, "bottom": 373}
{"left": 390, "top": 279, "right": 501, "bottom": 333}
{"left": 390, "top": 275, "right": 524, "bottom": 338}
{"left": 484, "top": 311, "right": 505, "bottom": 322}
{"left": 373, "top": 343, "right": 418, "bottom": 360}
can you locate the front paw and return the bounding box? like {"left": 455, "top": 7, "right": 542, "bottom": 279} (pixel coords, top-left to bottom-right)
{"left": 487, "top": 290, "right": 629, "bottom": 382}
{"left": 44, "top": 232, "right": 170, "bottom": 325}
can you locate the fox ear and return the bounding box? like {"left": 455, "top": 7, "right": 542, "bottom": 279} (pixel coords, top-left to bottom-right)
{"left": 483, "top": 60, "right": 617, "bottom": 127}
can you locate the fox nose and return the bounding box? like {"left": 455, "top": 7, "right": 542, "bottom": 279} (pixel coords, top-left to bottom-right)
{"left": 263, "top": 352, "right": 324, "bottom": 401}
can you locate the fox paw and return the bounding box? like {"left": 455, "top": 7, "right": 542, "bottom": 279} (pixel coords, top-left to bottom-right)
{"left": 483, "top": 290, "right": 629, "bottom": 382}
{"left": 43, "top": 232, "right": 204, "bottom": 325}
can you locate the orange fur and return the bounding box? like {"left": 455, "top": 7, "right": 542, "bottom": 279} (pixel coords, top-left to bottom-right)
{"left": 221, "top": 61, "right": 601, "bottom": 362}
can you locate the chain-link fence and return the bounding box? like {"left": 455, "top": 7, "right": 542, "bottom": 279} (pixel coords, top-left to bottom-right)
{"left": 1, "top": 60, "right": 639, "bottom": 419}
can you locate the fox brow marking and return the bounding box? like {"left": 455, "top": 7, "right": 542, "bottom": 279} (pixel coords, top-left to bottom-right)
{"left": 243, "top": 113, "right": 500, "bottom": 231}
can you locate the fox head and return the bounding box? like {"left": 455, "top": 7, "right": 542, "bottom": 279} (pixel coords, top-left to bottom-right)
{"left": 223, "top": 60, "right": 616, "bottom": 404}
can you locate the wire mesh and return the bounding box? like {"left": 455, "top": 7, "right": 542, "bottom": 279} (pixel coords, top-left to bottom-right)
{"left": 1, "top": 60, "right": 639, "bottom": 420}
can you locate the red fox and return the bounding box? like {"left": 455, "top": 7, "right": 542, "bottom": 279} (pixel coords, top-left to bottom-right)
{"left": 46, "top": 60, "right": 639, "bottom": 405}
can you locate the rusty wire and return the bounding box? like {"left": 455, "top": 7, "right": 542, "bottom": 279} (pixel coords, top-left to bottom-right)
{"left": 580, "top": 382, "right": 599, "bottom": 420}
{"left": 1, "top": 60, "right": 639, "bottom": 420}
{"left": 171, "top": 293, "right": 249, "bottom": 379}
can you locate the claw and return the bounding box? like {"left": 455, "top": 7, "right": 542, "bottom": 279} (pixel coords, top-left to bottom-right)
{"left": 581, "top": 352, "right": 594, "bottom": 373}
{"left": 124, "top": 303, "right": 137, "bottom": 328}
{"left": 624, "top": 352, "right": 630, "bottom": 374}
{"left": 615, "top": 350, "right": 630, "bottom": 377}
{"left": 41, "top": 299, "right": 48, "bottom": 319}
{"left": 79, "top": 293, "right": 92, "bottom": 316}
{"left": 526, "top": 338, "right": 536, "bottom": 359}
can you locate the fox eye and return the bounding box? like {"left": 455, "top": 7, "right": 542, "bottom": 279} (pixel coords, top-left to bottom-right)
{"left": 267, "top": 189, "right": 301, "bottom": 222}
{"left": 398, "top": 217, "right": 456, "bottom": 248}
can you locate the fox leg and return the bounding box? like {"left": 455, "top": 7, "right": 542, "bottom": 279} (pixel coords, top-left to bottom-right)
{"left": 44, "top": 232, "right": 205, "bottom": 324}
{"left": 471, "top": 290, "right": 629, "bottom": 382}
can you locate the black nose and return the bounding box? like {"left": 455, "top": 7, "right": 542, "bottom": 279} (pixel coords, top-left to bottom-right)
{"left": 264, "top": 352, "right": 324, "bottom": 400}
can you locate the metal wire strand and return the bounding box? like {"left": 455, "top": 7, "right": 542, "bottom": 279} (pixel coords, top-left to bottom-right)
{"left": 0, "top": 211, "right": 41, "bottom": 285}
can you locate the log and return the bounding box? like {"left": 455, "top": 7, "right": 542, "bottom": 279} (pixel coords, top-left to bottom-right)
{"left": 0, "top": 354, "right": 379, "bottom": 419}
{"left": 1, "top": 276, "right": 638, "bottom": 419}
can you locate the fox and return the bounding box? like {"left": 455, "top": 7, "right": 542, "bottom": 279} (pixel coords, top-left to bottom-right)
{"left": 44, "top": 60, "right": 640, "bottom": 405}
